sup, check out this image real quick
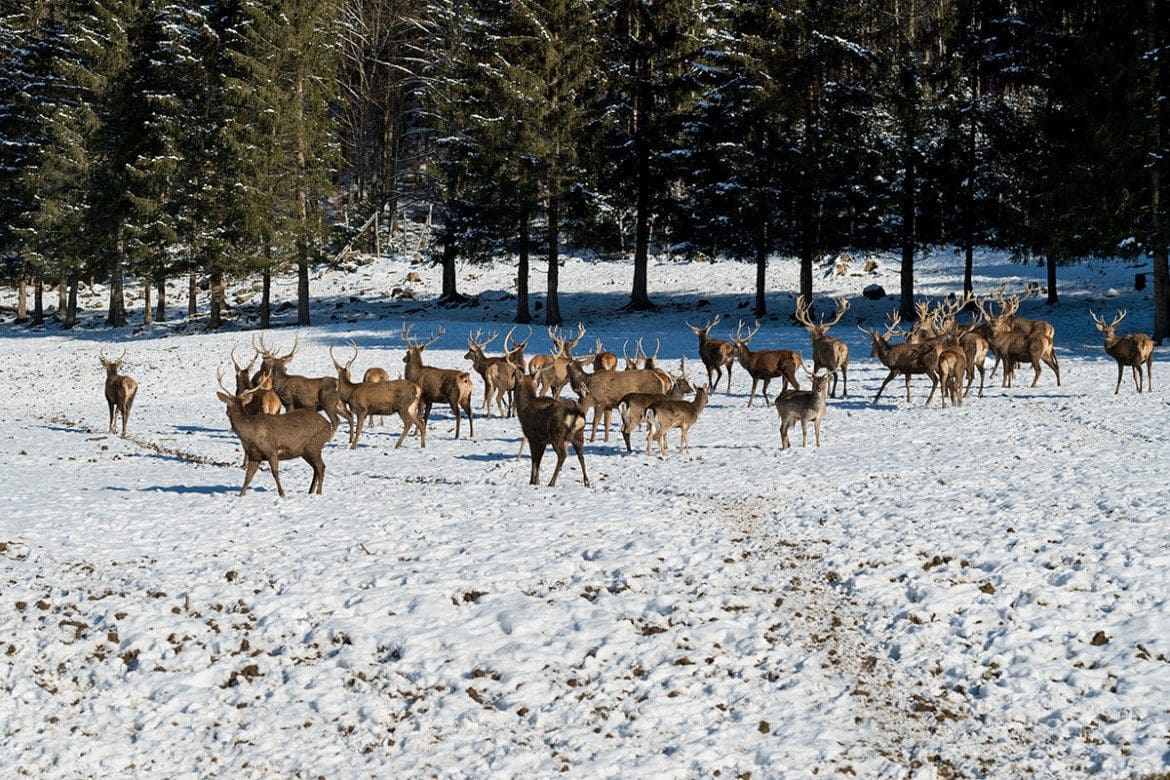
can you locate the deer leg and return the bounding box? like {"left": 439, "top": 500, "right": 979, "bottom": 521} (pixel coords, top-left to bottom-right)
{"left": 572, "top": 438, "right": 590, "bottom": 487}
{"left": 779, "top": 419, "right": 790, "bottom": 449}
{"left": 841, "top": 365, "right": 848, "bottom": 398}
{"left": 1030, "top": 357, "right": 1042, "bottom": 388}
{"left": 240, "top": 460, "right": 260, "bottom": 496}
{"left": 680, "top": 426, "right": 690, "bottom": 452}
{"left": 906, "top": 373, "right": 915, "bottom": 404}
{"left": 394, "top": 410, "right": 411, "bottom": 448}
{"left": 603, "top": 407, "right": 613, "bottom": 443}
{"left": 1050, "top": 352, "right": 1061, "bottom": 386}
{"left": 873, "top": 370, "right": 897, "bottom": 404}
{"left": 747, "top": 377, "right": 758, "bottom": 407}
{"left": 548, "top": 440, "right": 568, "bottom": 487}
{"left": 465, "top": 400, "right": 474, "bottom": 438}
{"left": 762, "top": 377, "right": 772, "bottom": 405}
{"left": 725, "top": 363, "right": 733, "bottom": 392}
{"left": 800, "top": 418, "right": 808, "bottom": 447}
{"left": 107, "top": 400, "right": 116, "bottom": 433}
{"left": 304, "top": 453, "right": 323, "bottom": 494}
{"left": 1147, "top": 358, "right": 1154, "bottom": 392}
{"left": 268, "top": 457, "right": 285, "bottom": 498}
{"left": 590, "top": 406, "right": 601, "bottom": 442}
{"left": 120, "top": 405, "right": 130, "bottom": 438}
{"left": 1133, "top": 364, "right": 1141, "bottom": 393}
{"left": 517, "top": 436, "right": 526, "bottom": 461}
{"left": 530, "top": 444, "right": 544, "bottom": 485}
{"left": 814, "top": 416, "right": 822, "bottom": 447}
{"left": 451, "top": 402, "right": 462, "bottom": 439}
{"left": 351, "top": 408, "right": 365, "bottom": 449}
{"left": 707, "top": 366, "right": 716, "bottom": 390}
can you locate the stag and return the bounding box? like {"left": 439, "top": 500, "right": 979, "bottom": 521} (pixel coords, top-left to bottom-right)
{"left": 216, "top": 369, "right": 333, "bottom": 497}
{"left": 863, "top": 313, "right": 941, "bottom": 404}
{"left": 730, "top": 320, "right": 803, "bottom": 406}
{"left": 464, "top": 329, "right": 519, "bottom": 418}
{"left": 255, "top": 334, "right": 346, "bottom": 431}
{"left": 401, "top": 324, "right": 475, "bottom": 439}
{"left": 1090, "top": 310, "right": 1155, "bottom": 394}
{"left": 794, "top": 297, "right": 850, "bottom": 398}
{"left": 565, "top": 358, "right": 669, "bottom": 442}
{"left": 99, "top": 346, "right": 137, "bottom": 438}
{"left": 514, "top": 372, "right": 590, "bottom": 487}
{"left": 331, "top": 343, "right": 426, "bottom": 448}
{"left": 534, "top": 323, "right": 588, "bottom": 398}
{"left": 617, "top": 358, "right": 694, "bottom": 452}
{"left": 686, "top": 315, "right": 736, "bottom": 391}
{"left": 978, "top": 297, "right": 1060, "bottom": 388}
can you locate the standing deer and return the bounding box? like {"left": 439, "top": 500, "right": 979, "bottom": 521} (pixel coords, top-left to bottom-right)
{"left": 644, "top": 384, "right": 709, "bottom": 456}
{"left": 534, "top": 323, "right": 588, "bottom": 398}
{"left": 565, "top": 359, "right": 669, "bottom": 442}
{"left": 401, "top": 324, "right": 475, "bottom": 439}
{"left": 464, "top": 329, "right": 519, "bottom": 418}
{"left": 934, "top": 344, "right": 968, "bottom": 408}
{"left": 100, "top": 346, "right": 137, "bottom": 438}
{"left": 359, "top": 366, "right": 390, "bottom": 426}
{"left": 985, "top": 289, "right": 1056, "bottom": 379}
{"left": 593, "top": 339, "right": 618, "bottom": 372}
{"left": 514, "top": 372, "right": 590, "bottom": 487}
{"left": 216, "top": 369, "right": 333, "bottom": 497}
{"left": 686, "top": 315, "right": 736, "bottom": 391}
{"left": 863, "top": 313, "right": 941, "bottom": 404}
{"left": 730, "top": 320, "right": 803, "bottom": 406}
{"left": 775, "top": 369, "right": 831, "bottom": 449}
{"left": 794, "top": 297, "right": 850, "bottom": 397}
{"left": 331, "top": 343, "right": 426, "bottom": 448}
{"left": 255, "top": 334, "right": 347, "bottom": 431}
{"left": 1090, "top": 310, "right": 1155, "bottom": 393}
{"left": 978, "top": 298, "right": 1060, "bottom": 388}
{"left": 617, "top": 358, "right": 694, "bottom": 452}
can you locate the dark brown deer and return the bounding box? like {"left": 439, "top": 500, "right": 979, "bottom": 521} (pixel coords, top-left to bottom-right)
{"left": 514, "top": 372, "right": 590, "bottom": 487}
{"left": 1090, "top": 310, "right": 1155, "bottom": 394}
{"left": 730, "top": 320, "right": 804, "bottom": 406}
{"left": 686, "top": 315, "right": 736, "bottom": 391}
{"left": 794, "top": 297, "right": 850, "bottom": 398}
{"left": 862, "top": 313, "right": 941, "bottom": 404}
{"left": 100, "top": 346, "right": 137, "bottom": 438}
{"left": 216, "top": 370, "right": 333, "bottom": 497}
{"left": 255, "top": 334, "right": 346, "bottom": 431}
{"left": 401, "top": 324, "right": 475, "bottom": 439}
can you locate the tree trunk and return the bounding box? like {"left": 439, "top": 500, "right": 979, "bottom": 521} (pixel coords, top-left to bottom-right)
{"left": 1046, "top": 253, "right": 1058, "bottom": 305}
{"left": 57, "top": 276, "right": 66, "bottom": 318}
{"left": 754, "top": 222, "right": 767, "bottom": 317}
{"left": 209, "top": 269, "right": 226, "bottom": 329}
{"left": 107, "top": 222, "right": 127, "bottom": 327}
{"left": 629, "top": 84, "right": 653, "bottom": 310}
{"left": 16, "top": 271, "right": 27, "bottom": 322}
{"left": 545, "top": 195, "right": 563, "bottom": 326}
{"left": 261, "top": 268, "right": 271, "bottom": 330}
{"left": 188, "top": 269, "right": 197, "bottom": 317}
{"left": 516, "top": 206, "right": 532, "bottom": 323}
{"left": 156, "top": 275, "right": 166, "bottom": 322}
{"left": 898, "top": 62, "right": 918, "bottom": 322}
{"left": 1152, "top": 0, "right": 1170, "bottom": 343}
{"left": 297, "top": 251, "right": 310, "bottom": 326}
{"left": 143, "top": 277, "right": 152, "bottom": 325}
{"left": 295, "top": 71, "right": 311, "bottom": 327}
{"left": 65, "top": 274, "right": 78, "bottom": 328}
{"left": 32, "top": 271, "right": 43, "bottom": 326}
{"left": 439, "top": 237, "right": 462, "bottom": 303}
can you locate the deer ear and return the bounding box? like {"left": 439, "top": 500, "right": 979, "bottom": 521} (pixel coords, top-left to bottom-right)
{"left": 217, "top": 392, "right": 233, "bottom": 403}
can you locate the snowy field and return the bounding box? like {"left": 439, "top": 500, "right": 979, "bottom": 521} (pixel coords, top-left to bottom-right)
{"left": 1, "top": 249, "right": 1169, "bottom": 777}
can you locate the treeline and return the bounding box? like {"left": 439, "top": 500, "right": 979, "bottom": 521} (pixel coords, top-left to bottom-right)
{"left": 2, "top": 0, "right": 1170, "bottom": 340}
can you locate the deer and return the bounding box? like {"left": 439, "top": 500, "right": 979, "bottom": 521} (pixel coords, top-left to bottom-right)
{"left": 216, "top": 369, "right": 333, "bottom": 497}
{"left": 686, "top": 315, "right": 736, "bottom": 391}
{"left": 255, "top": 334, "right": 346, "bottom": 432}
{"left": 593, "top": 339, "right": 618, "bottom": 372}
{"left": 1090, "top": 310, "right": 1155, "bottom": 394}
{"left": 933, "top": 297, "right": 989, "bottom": 398}
{"left": 978, "top": 297, "right": 1060, "bottom": 388}
{"left": 565, "top": 358, "right": 670, "bottom": 443}
{"left": 513, "top": 372, "right": 590, "bottom": 487}
{"left": 617, "top": 358, "right": 694, "bottom": 452}
{"left": 934, "top": 344, "right": 968, "bottom": 408}
{"left": 248, "top": 372, "right": 283, "bottom": 416}
{"left": 644, "top": 384, "right": 709, "bottom": 456}
{"left": 230, "top": 347, "right": 259, "bottom": 395}
{"left": 401, "top": 324, "right": 475, "bottom": 439}
{"left": 330, "top": 343, "right": 426, "bottom": 448}
{"left": 464, "top": 329, "right": 520, "bottom": 418}
{"left": 622, "top": 340, "right": 641, "bottom": 370}
{"left": 357, "top": 366, "right": 390, "bottom": 426}
{"left": 730, "top": 320, "right": 803, "bottom": 407}
{"left": 99, "top": 346, "right": 137, "bottom": 438}
{"left": 862, "top": 313, "right": 941, "bottom": 404}
{"left": 794, "top": 297, "right": 850, "bottom": 398}
{"left": 775, "top": 368, "right": 831, "bottom": 449}
{"left": 534, "top": 323, "right": 588, "bottom": 398}
{"left": 985, "top": 289, "right": 1057, "bottom": 378}
{"left": 505, "top": 326, "right": 530, "bottom": 372}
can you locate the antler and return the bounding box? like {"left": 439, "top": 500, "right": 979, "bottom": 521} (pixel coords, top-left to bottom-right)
{"left": 635, "top": 337, "right": 646, "bottom": 362}
{"left": 504, "top": 326, "right": 520, "bottom": 353}
{"left": 421, "top": 327, "right": 445, "bottom": 349}
{"left": 821, "top": 297, "right": 849, "bottom": 328}
{"left": 885, "top": 311, "right": 904, "bottom": 338}
{"left": 650, "top": 338, "right": 661, "bottom": 362}
{"left": 401, "top": 322, "right": 418, "bottom": 348}
{"left": 230, "top": 346, "right": 256, "bottom": 373}
{"left": 735, "top": 319, "right": 761, "bottom": 344}
{"left": 793, "top": 298, "right": 814, "bottom": 328}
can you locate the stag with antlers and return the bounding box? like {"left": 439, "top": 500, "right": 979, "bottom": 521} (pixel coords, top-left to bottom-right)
{"left": 1090, "top": 310, "right": 1155, "bottom": 394}
{"left": 976, "top": 296, "right": 1060, "bottom": 388}
{"left": 514, "top": 371, "right": 590, "bottom": 487}
{"left": 794, "top": 298, "right": 850, "bottom": 398}
{"left": 464, "top": 328, "right": 521, "bottom": 418}
{"left": 686, "top": 315, "right": 736, "bottom": 391}
{"left": 533, "top": 323, "right": 588, "bottom": 398}
{"left": 255, "top": 334, "right": 347, "bottom": 431}
{"left": 402, "top": 325, "right": 475, "bottom": 438}
{"left": 99, "top": 346, "right": 138, "bottom": 438}
{"left": 863, "top": 313, "right": 941, "bottom": 404}
{"left": 331, "top": 343, "right": 426, "bottom": 448}
{"left": 730, "top": 320, "right": 803, "bottom": 407}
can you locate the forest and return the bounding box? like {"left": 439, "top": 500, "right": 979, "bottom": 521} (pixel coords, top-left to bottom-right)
{"left": 2, "top": 0, "right": 1169, "bottom": 338}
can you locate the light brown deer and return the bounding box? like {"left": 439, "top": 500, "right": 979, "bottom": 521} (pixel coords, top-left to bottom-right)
{"left": 100, "top": 346, "right": 137, "bottom": 438}
{"left": 686, "top": 315, "right": 736, "bottom": 391}
{"left": 986, "top": 289, "right": 1056, "bottom": 378}
{"left": 617, "top": 358, "right": 694, "bottom": 452}
{"left": 934, "top": 344, "right": 968, "bottom": 408}
{"left": 534, "top": 323, "right": 587, "bottom": 398}
{"left": 1090, "top": 310, "right": 1155, "bottom": 393}
{"left": 505, "top": 326, "right": 530, "bottom": 372}
{"left": 644, "top": 385, "right": 709, "bottom": 456}
{"left": 255, "top": 334, "right": 347, "bottom": 431}
{"left": 248, "top": 373, "right": 283, "bottom": 416}
{"left": 980, "top": 298, "right": 1060, "bottom": 388}
{"left": 331, "top": 343, "right": 426, "bottom": 448}
{"left": 794, "top": 297, "right": 850, "bottom": 398}
{"left": 514, "top": 372, "right": 590, "bottom": 487}
{"left": 565, "top": 358, "right": 670, "bottom": 442}
{"left": 730, "top": 320, "right": 803, "bottom": 406}
{"left": 775, "top": 369, "right": 830, "bottom": 449}
{"left": 593, "top": 339, "right": 618, "bottom": 372}
{"left": 464, "top": 329, "right": 519, "bottom": 418}
{"left": 359, "top": 367, "right": 390, "bottom": 426}
{"left": 862, "top": 313, "right": 940, "bottom": 404}
{"left": 401, "top": 324, "right": 475, "bottom": 438}
{"left": 216, "top": 369, "right": 334, "bottom": 497}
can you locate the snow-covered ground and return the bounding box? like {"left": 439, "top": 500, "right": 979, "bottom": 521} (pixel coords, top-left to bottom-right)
{"left": 2, "top": 249, "right": 1169, "bottom": 777}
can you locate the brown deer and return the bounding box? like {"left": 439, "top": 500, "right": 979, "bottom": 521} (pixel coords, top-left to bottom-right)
{"left": 986, "top": 289, "right": 1057, "bottom": 378}
{"left": 775, "top": 369, "right": 830, "bottom": 449}
{"left": 617, "top": 358, "right": 694, "bottom": 452}
{"left": 100, "top": 346, "right": 137, "bottom": 438}
{"left": 216, "top": 369, "right": 333, "bottom": 497}
{"left": 934, "top": 297, "right": 989, "bottom": 398}
{"left": 464, "top": 329, "right": 519, "bottom": 418}
{"left": 401, "top": 324, "right": 475, "bottom": 438}
{"left": 593, "top": 339, "right": 618, "bottom": 372}
{"left": 1090, "top": 310, "right": 1155, "bottom": 394}
{"left": 504, "top": 326, "right": 530, "bottom": 372}
{"left": 565, "top": 358, "right": 670, "bottom": 442}
{"left": 248, "top": 372, "right": 283, "bottom": 415}
{"left": 514, "top": 372, "right": 590, "bottom": 487}
{"left": 794, "top": 297, "right": 850, "bottom": 398}
{"left": 934, "top": 344, "right": 968, "bottom": 408}
{"left": 863, "top": 313, "right": 941, "bottom": 404}
{"left": 255, "top": 334, "right": 347, "bottom": 431}
{"left": 980, "top": 298, "right": 1060, "bottom": 388}
{"left": 644, "top": 385, "right": 709, "bottom": 456}
{"left": 331, "top": 343, "right": 426, "bottom": 448}
{"left": 686, "top": 315, "right": 735, "bottom": 391}
{"left": 230, "top": 347, "right": 259, "bottom": 395}
{"left": 730, "top": 320, "right": 803, "bottom": 407}
{"left": 534, "top": 323, "right": 587, "bottom": 398}
{"left": 622, "top": 340, "right": 640, "bottom": 370}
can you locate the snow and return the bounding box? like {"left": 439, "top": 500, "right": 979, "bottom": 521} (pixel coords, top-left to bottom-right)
{"left": 1, "top": 248, "right": 1169, "bottom": 776}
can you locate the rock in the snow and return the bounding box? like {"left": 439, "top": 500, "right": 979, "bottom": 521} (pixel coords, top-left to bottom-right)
{"left": 407, "top": 272, "right": 422, "bottom": 283}
{"left": 863, "top": 284, "right": 886, "bottom": 300}
{"left": 1104, "top": 288, "right": 1119, "bottom": 298}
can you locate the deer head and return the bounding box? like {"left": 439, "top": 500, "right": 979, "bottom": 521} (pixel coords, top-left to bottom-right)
{"left": 464, "top": 329, "right": 498, "bottom": 362}
{"left": 1089, "top": 309, "right": 1128, "bottom": 339}
{"left": 329, "top": 341, "right": 359, "bottom": 381}
{"left": 795, "top": 297, "right": 848, "bottom": 338}
{"left": 548, "top": 323, "right": 586, "bottom": 358}
{"left": 401, "top": 323, "right": 444, "bottom": 366}
{"left": 686, "top": 314, "right": 721, "bottom": 340}
{"left": 730, "top": 320, "right": 762, "bottom": 357}
{"left": 99, "top": 346, "right": 127, "bottom": 375}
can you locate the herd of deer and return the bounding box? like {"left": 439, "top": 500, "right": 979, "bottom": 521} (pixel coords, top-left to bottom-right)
{"left": 93, "top": 288, "right": 1157, "bottom": 496}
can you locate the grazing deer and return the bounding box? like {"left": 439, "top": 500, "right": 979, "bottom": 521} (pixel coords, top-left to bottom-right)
{"left": 730, "top": 320, "right": 803, "bottom": 406}
{"left": 216, "top": 369, "right": 333, "bottom": 497}
{"left": 565, "top": 358, "right": 669, "bottom": 442}
{"left": 687, "top": 315, "right": 736, "bottom": 391}
{"left": 775, "top": 369, "right": 831, "bottom": 449}
{"left": 401, "top": 324, "right": 475, "bottom": 439}
{"left": 514, "top": 372, "right": 590, "bottom": 487}
{"left": 617, "top": 358, "right": 694, "bottom": 452}
{"left": 862, "top": 313, "right": 941, "bottom": 404}
{"left": 331, "top": 343, "right": 426, "bottom": 448}
{"left": 593, "top": 339, "right": 618, "bottom": 372}
{"left": 534, "top": 323, "right": 588, "bottom": 398}
{"left": 978, "top": 297, "right": 1060, "bottom": 388}
{"left": 255, "top": 334, "right": 347, "bottom": 431}
{"left": 464, "top": 329, "right": 520, "bottom": 418}
{"left": 644, "top": 384, "right": 709, "bottom": 456}
{"left": 1090, "top": 310, "right": 1155, "bottom": 394}
{"left": 794, "top": 297, "right": 850, "bottom": 398}
{"left": 100, "top": 346, "right": 137, "bottom": 438}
